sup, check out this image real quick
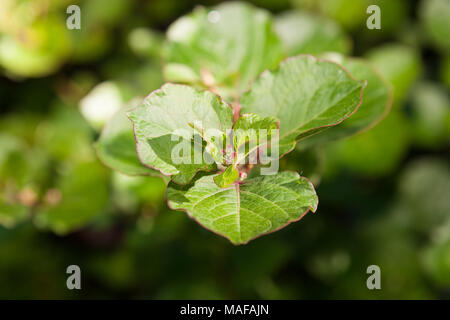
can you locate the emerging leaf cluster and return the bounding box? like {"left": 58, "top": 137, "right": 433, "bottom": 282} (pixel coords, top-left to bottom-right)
{"left": 96, "top": 2, "right": 392, "bottom": 244}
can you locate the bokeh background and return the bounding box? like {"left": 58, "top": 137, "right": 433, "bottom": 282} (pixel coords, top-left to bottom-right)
{"left": 0, "top": 0, "right": 449, "bottom": 299}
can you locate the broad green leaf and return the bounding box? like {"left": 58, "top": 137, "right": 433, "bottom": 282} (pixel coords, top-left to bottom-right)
{"left": 420, "top": 0, "right": 450, "bottom": 51}
{"left": 275, "top": 11, "right": 351, "bottom": 56}
{"left": 96, "top": 105, "right": 163, "bottom": 177}
{"left": 297, "top": 53, "right": 392, "bottom": 148}
{"left": 165, "top": 2, "right": 283, "bottom": 97}
{"left": 366, "top": 44, "right": 422, "bottom": 104}
{"left": 214, "top": 165, "right": 239, "bottom": 188}
{"left": 240, "top": 55, "right": 366, "bottom": 156}
{"left": 128, "top": 84, "right": 233, "bottom": 184}
{"left": 167, "top": 171, "right": 318, "bottom": 245}
{"left": 35, "top": 160, "right": 109, "bottom": 234}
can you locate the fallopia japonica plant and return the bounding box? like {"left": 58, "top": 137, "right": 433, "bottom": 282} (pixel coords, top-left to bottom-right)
{"left": 96, "top": 2, "right": 392, "bottom": 244}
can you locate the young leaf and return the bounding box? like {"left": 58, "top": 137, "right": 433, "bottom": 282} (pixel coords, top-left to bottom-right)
{"left": 213, "top": 165, "right": 239, "bottom": 188}
{"left": 233, "top": 113, "right": 278, "bottom": 147}
{"left": 297, "top": 54, "right": 393, "bottom": 148}
{"left": 96, "top": 105, "right": 162, "bottom": 177}
{"left": 167, "top": 171, "right": 318, "bottom": 245}
{"left": 233, "top": 113, "right": 278, "bottom": 165}
{"left": 128, "top": 84, "right": 233, "bottom": 184}
{"left": 165, "top": 2, "right": 283, "bottom": 97}
{"left": 240, "top": 55, "right": 366, "bottom": 156}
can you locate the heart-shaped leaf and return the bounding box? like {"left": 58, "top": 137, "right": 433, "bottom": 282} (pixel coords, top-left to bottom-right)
{"left": 297, "top": 54, "right": 392, "bottom": 148}
{"left": 214, "top": 165, "right": 240, "bottom": 188}
{"left": 240, "top": 55, "right": 366, "bottom": 156}
{"left": 167, "top": 171, "right": 318, "bottom": 245}
{"left": 128, "top": 84, "right": 233, "bottom": 184}
{"left": 165, "top": 2, "right": 283, "bottom": 98}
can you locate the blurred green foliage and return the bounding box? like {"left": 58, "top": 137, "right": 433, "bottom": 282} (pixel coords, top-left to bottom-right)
{"left": 0, "top": 0, "right": 449, "bottom": 299}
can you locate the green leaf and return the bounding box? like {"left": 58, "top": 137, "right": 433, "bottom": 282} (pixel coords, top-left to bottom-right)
{"left": 233, "top": 113, "right": 278, "bottom": 147}
{"left": 167, "top": 171, "right": 318, "bottom": 245}
{"left": 165, "top": 2, "right": 283, "bottom": 97}
{"left": 213, "top": 165, "right": 239, "bottom": 188}
{"left": 233, "top": 113, "right": 278, "bottom": 164}
{"left": 96, "top": 104, "right": 163, "bottom": 177}
{"left": 128, "top": 84, "right": 233, "bottom": 184}
{"left": 240, "top": 55, "right": 366, "bottom": 156}
{"left": 275, "top": 11, "right": 351, "bottom": 56}
{"left": 297, "top": 53, "right": 392, "bottom": 148}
